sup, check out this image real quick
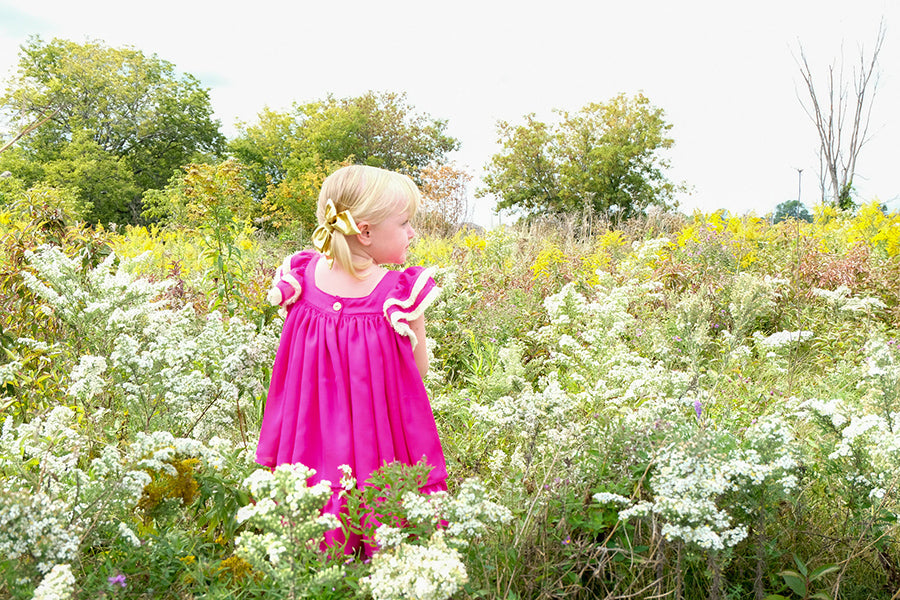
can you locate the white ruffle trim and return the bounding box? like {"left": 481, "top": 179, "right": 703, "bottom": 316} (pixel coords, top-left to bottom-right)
{"left": 382, "top": 266, "right": 440, "bottom": 350}
{"left": 266, "top": 286, "right": 283, "bottom": 306}
{"left": 268, "top": 253, "right": 303, "bottom": 307}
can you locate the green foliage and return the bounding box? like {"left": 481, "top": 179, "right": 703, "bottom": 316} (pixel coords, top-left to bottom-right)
{"left": 765, "top": 555, "right": 839, "bottom": 600}
{"left": 0, "top": 185, "right": 107, "bottom": 418}
{"left": 228, "top": 91, "right": 460, "bottom": 234}
{"left": 774, "top": 200, "right": 813, "bottom": 223}
{"left": 481, "top": 93, "right": 677, "bottom": 221}
{"left": 7, "top": 207, "right": 900, "bottom": 598}
{"left": 0, "top": 36, "right": 225, "bottom": 224}
{"left": 296, "top": 90, "right": 460, "bottom": 178}
{"left": 143, "top": 160, "right": 257, "bottom": 315}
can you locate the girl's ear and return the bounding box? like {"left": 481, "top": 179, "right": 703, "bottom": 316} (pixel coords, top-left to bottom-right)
{"left": 355, "top": 221, "right": 372, "bottom": 246}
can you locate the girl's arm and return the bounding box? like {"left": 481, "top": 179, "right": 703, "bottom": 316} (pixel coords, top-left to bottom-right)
{"left": 410, "top": 315, "right": 429, "bottom": 378}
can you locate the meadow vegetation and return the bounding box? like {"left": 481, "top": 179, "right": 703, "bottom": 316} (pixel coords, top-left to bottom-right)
{"left": 3, "top": 183, "right": 900, "bottom": 600}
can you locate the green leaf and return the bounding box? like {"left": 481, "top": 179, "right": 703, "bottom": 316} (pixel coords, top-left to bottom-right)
{"left": 793, "top": 554, "right": 808, "bottom": 577}
{"left": 762, "top": 596, "right": 789, "bottom": 600}
{"left": 810, "top": 593, "right": 832, "bottom": 600}
{"left": 779, "top": 572, "right": 807, "bottom": 597}
{"left": 809, "top": 563, "right": 839, "bottom": 581}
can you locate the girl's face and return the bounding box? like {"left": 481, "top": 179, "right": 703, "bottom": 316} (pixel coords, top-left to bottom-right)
{"left": 364, "top": 195, "right": 416, "bottom": 265}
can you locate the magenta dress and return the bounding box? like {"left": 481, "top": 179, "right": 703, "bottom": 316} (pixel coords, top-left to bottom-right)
{"left": 256, "top": 250, "right": 447, "bottom": 550}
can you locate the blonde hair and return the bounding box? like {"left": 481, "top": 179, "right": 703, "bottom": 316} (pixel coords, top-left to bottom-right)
{"left": 316, "top": 165, "right": 421, "bottom": 278}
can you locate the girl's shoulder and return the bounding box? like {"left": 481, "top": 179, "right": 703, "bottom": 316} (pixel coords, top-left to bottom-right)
{"left": 385, "top": 265, "right": 438, "bottom": 304}
{"left": 383, "top": 265, "right": 441, "bottom": 348}
{"left": 266, "top": 250, "right": 317, "bottom": 308}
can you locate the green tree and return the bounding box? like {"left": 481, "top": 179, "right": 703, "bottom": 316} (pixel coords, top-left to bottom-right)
{"left": 301, "top": 91, "right": 460, "bottom": 175}
{"left": 480, "top": 93, "right": 677, "bottom": 220}
{"left": 773, "top": 200, "right": 813, "bottom": 224}
{"left": 0, "top": 36, "right": 225, "bottom": 224}
{"left": 228, "top": 91, "right": 461, "bottom": 229}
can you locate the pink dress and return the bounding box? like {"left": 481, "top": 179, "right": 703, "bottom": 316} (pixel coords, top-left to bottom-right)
{"left": 256, "top": 250, "right": 447, "bottom": 549}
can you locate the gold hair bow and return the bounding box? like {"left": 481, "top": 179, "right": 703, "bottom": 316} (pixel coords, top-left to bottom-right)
{"left": 311, "top": 199, "right": 362, "bottom": 265}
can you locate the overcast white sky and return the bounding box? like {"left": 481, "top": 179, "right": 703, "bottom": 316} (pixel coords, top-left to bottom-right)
{"left": 1, "top": 0, "right": 898, "bottom": 226}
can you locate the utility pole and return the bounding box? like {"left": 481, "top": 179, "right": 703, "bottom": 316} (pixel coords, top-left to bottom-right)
{"left": 796, "top": 168, "right": 803, "bottom": 203}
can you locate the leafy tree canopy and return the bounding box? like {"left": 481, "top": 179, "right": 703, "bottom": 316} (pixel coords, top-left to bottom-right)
{"left": 227, "top": 91, "right": 460, "bottom": 235}
{"left": 773, "top": 199, "right": 812, "bottom": 223}
{"left": 0, "top": 36, "right": 226, "bottom": 224}
{"left": 480, "top": 93, "right": 678, "bottom": 221}
{"left": 229, "top": 91, "right": 460, "bottom": 198}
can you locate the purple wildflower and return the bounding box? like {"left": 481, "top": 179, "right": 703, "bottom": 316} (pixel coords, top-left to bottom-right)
{"left": 108, "top": 573, "right": 127, "bottom": 588}
{"left": 693, "top": 399, "right": 702, "bottom": 419}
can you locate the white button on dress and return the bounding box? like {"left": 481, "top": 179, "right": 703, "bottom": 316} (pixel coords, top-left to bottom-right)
{"left": 332, "top": 301, "right": 342, "bottom": 311}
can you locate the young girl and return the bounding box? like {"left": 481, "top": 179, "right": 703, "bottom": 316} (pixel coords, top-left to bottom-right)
{"left": 255, "top": 164, "right": 447, "bottom": 554}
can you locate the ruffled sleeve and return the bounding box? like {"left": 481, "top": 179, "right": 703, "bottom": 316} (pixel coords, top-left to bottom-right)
{"left": 383, "top": 266, "right": 441, "bottom": 350}
{"left": 266, "top": 250, "right": 315, "bottom": 309}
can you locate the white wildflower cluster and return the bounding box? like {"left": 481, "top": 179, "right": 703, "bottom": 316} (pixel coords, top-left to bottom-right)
{"left": 0, "top": 408, "right": 157, "bottom": 574}
{"left": 801, "top": 394, "right": 900, "bottom": 503}
{"left": 0, "top": 489, "right": 81, "bottom": 574}
{"left": 356, "top": 478, "right": 510, "bottom": 600}
{"left": 593, "top": 492, "right": 632, "bottom": 506}
{"left": 862, "top": 337, "right": 900, "bottom": 380}
{"left": 487, "top": 448, "right": 507, "bottom": 476}
{"left": 107, "top": 305, "right": 278, "bottom": 440}
{"left": 117, "top": 521, "right": 141, "bottom": 547}
{"left": 360, "top": 531, "right": 468, "bottom": 600}
{"left": 23, "top": 244, "right": 279, "bottom": 438}
{"left": 728, "top": 272, "right": 783, "bottom": 337}
{"left": 338, "top": 463, "right": 356, "bottom": 491}
{"left": 235, "top": 464, "right": 340, "bottom": 587}
{"left": 540, "top": 279, "right": 636, "bottom": 350}
{"left": 800, "top": 395, "right": 900, "bottom": 466}
{"left": 0, "top": 358, "right": 23, "bottom": 387}
{"left": 538, "top": 270, "right": 688, "bottom": 416}
{"left": 31, "top": 563, "right": 76, "bottom": 600}
{"left": 735, "top": 416, "right": 801, "bottom": 494}
{"left": 841, "top": 296, "right": 886, "bottom": 312}
{"left": 799, "top": 397, "right": 848, "bottom": 430}
{"left": 467, "top": 264, "right": 698, "bottom": 493}
{"left": 810, "top": 286, "right": 851, "bottom": 304}
{"left": 0, "top": 411, "right": 251, "bottom": 581}
{"left": 401, "top": 479, "right": 512, "bottom": 545}
{"left": 373, "top": 524, "right": 409, "bottom": 549}
{"left": 811, "top": 286, "right": 886, "bottom": 313}
{"left": 22, "top": 246, "right": 171, "bottom": 332}
{"left": 127, "top": 429, "right": 225, "bottom": 476}
{"left": 617, "top": 417, "right": 799, "bottom": 551}
{"left": 673, "top": 292, "right": 714, "bottom": 351}
{"left": 470, "top": 373, "right": 581, "bottom": 440}
{"left": 67, "top": 354, "right": 108, "bottom": 402}
{"left": 827, "top": 414, "right": 884, "bottom": 460}
{"left": 1, "top": 407, "right": 83, "bottom": 494}
{"left": 476, "top": 340, "right": 529, "bottom": 396}
{"left": 1, "top": 406, "right": 149, "bottom": 516}
{"left": 87, "top": 445, "right": 152, "bottom": 509}
{"left": 754, "top": 330, "right": 815, "bottom": 350}
{"left": 618, "top": 445, "right": 748, "bottom": 551}
{"left": 599, "top": 351, "right": 693, "bottom": 416}
{"left": 542, "top": 283, "right": 588, "bottom": 326}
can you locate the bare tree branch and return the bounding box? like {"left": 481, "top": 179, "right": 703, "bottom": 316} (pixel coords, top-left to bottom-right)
{"left": 795, "top": 19, "right": 885, "bottom": 209}
{"left": 0, "top": 108, "right": 59, "bottom": 155}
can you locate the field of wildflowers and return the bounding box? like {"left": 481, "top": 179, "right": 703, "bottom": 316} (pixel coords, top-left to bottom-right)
{"left": 3, "top": 189, "right": 900, "bottom": 599}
